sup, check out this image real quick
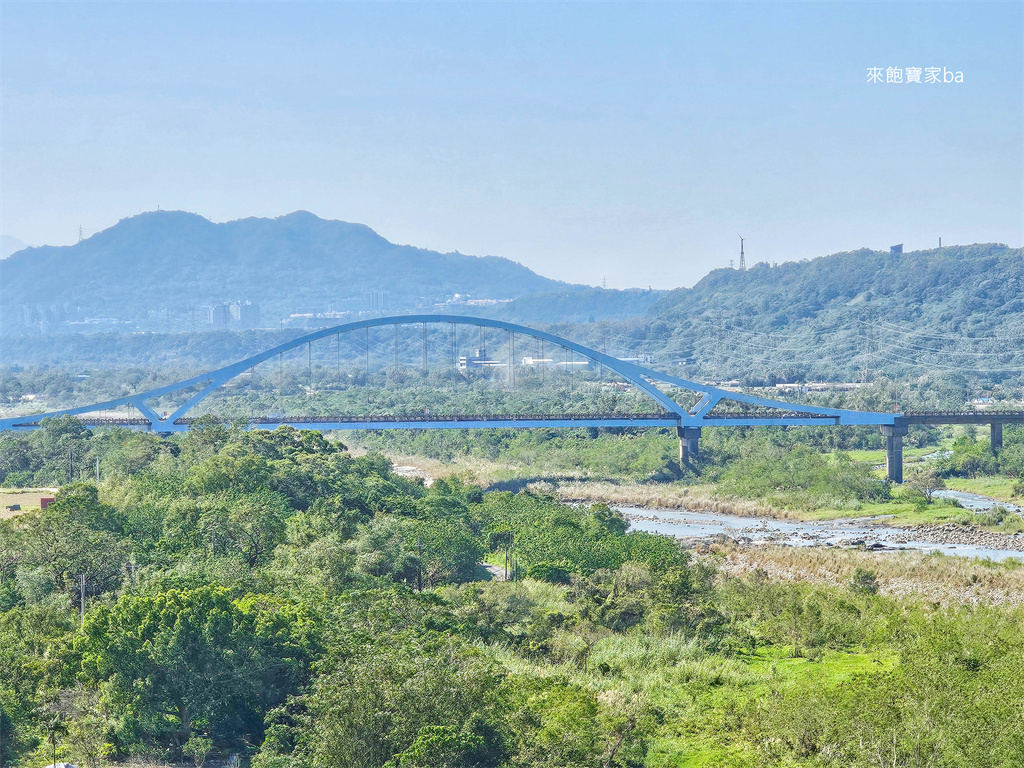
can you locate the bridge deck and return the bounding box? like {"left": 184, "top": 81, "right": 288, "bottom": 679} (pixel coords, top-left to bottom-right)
{"left": 899, "top": 411, "right": 1024, "bottom": 425}
{"left": 3, "top": 413, "right": 682, "bottom": 431}
{"left": 5, "top": 410, "right": 1021, "bottom": 432}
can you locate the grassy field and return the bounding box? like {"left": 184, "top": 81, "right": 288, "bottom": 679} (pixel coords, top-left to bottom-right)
{"left": 944, "top": 475, "right": 1022, "bottom": 503}
{"left": 842, "top": 444, "right": 945, "bottom": 466}
{"left": 644, "top": 645, "right": 892, "bottom": 767}
{"left": 0, "top": 487, "right": 55, "bottom": 518}
{"left": 481, "top": 608, "right": 895, "bottom": 768}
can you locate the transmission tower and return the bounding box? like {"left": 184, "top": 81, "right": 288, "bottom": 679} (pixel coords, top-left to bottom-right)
{"left": 738, "top": 235, "right": 746, "bottom": 271}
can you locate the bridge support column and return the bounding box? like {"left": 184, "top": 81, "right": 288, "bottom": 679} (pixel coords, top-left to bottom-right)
{"left": 881, "top": 424, "right": 909, "bottom": 483}
{"left": 677, "top": 426, "right": 702, "bottom": 466}
{"left": 991, "top": 423, "right": 1003, "bottom": 453}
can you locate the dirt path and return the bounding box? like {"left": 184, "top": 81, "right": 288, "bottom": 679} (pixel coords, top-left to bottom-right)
{"left": 482, "top": 563, "right": 508, "bottom": 581}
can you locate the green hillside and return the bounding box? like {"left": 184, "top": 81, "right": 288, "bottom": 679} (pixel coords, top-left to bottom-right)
{"left": 3, "top": 231, "right": 1021, "bottom": 387}
{"left": 568, "top": 243, "right": 1024, "bottom": 384}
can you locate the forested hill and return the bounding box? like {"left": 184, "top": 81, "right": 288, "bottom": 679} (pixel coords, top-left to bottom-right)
{"left": 0, "top": 210, "right": 582, "bottom": 331}
{"left": 585, "top": 243, "right": 1024, "bottom": 383}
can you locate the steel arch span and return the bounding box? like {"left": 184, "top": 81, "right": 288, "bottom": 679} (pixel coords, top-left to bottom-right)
{"left": 0, "top": 314, "right": 896, "bottom": 433}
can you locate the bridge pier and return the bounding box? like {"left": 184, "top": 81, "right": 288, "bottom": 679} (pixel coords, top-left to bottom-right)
{"left": 677, "top": 426, "right": 702, "bottom": 466}
{"left": 880, "top": 424, "right": 909, "bottom": 483}
{"left": 991, "top": 423, "right": 1003, "bottom": 453}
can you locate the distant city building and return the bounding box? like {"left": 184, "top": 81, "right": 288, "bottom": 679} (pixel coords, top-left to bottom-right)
{"left": 446, "top": 294, "right": 514, "bottom": 307}
{"left": 209, "top": 303, "right": 231, "bottom": 329}
{"left": 458, "top": 348, "right": 507, "bottom": 370}
{"left": 775, "top": 382, "right": 864, "bottom": 393}
{"left": 890, "top": 243, "right": 903, "bottom": 254}
{"left": 231, "top": 301, "right": 260, "bottom": 329}
{"left": 282, "top": 309, "right": 353, "bottom": 328}
{"left": 616, "top": 353, "right": 655, "bottom": 365}
{"left": 520, "top": 357, "right": 555, "bottom": 366}
{"left": 204, "top": 301, "right": 260, "bottom": 329}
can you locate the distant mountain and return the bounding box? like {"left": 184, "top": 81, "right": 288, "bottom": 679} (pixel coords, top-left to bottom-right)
{"left": 5, "top": 212, "right": 1020, "bottom": 386}
{"left": 0, "top": 211, "right": 583, "bottom": 332}
{"left": 578, "top": 243, "right": 1024, "bottom": 383}
{"left": 0, "top": 235, "right": 27, "bottom": 259}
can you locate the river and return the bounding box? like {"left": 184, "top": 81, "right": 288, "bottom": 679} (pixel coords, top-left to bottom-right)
{"left": 621, "top": 506, "right": 1024, "bottom": 561}
{"left": 931, "top": 489, "right": 1023, "bottom": 513}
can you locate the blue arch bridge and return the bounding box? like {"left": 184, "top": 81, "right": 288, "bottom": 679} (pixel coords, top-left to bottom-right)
{"left": 2, "top": 314, "right": 1021, "bottom": 483}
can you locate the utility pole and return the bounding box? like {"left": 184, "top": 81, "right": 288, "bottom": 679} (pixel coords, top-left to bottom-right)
{"left": 96, "top": 456, "right": 100, "bottom": 485}
{"left": 508, "top": 331, "right": 515, "bottom": 389}
{"left": 79, "top": 574, "right": 86, "bottom": 626}
{"left": 416, "top": 535, "right": 423, "bottom": 592}
{"left": 68, "top": 448, "right": 74, "bottom": 483}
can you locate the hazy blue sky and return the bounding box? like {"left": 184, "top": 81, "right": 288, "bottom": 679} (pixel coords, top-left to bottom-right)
{"left": 2, "top": 1, "right": 1021, "bottom": 288}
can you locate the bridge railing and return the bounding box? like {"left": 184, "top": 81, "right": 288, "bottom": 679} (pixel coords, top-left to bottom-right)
{"left": 5, "top": 412, "right": 675, "bottom": 428}
{"left": 194, "top": 412, "right": 670, "bottom": 425}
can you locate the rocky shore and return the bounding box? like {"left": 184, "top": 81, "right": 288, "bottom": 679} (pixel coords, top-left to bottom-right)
{"left": 619, "top": 510, "right": 1024, "bottom": 557}
{"left": 890, "top": 523, "right": 1024, "bottom": 553}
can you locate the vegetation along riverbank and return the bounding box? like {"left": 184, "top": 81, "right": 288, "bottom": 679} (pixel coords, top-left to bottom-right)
{"left": 1, "top": 417, "right": 1023, "bottom": 767}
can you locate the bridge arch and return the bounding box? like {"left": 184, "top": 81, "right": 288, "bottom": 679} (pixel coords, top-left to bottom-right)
{"left": 0, "top": 314, "right": 893, "bottom": 432}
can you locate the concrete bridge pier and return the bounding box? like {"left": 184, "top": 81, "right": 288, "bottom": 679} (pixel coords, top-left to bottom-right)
{"left": 992, "top": 423, "right": 1003, "bottom": 453}
{"left": 881, "top": 424, "right": 909, "bottom": 483}
{"left": 677, "top": 426, "right": 702, "bottom": 466}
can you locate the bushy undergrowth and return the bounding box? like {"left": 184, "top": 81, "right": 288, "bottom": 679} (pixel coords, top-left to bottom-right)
{"left": 3, "top": 418, "right": 1024, "bottom": 768}
{"left": 716, "top": 445, "right": 889, "bottom": 510}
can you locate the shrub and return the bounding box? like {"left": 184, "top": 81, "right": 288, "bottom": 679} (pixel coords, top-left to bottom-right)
{"left": 849, "top": 568, "right": 879, "bottom": 595}
{"left": 0, "top": 470, "right": 33, "bottom": 487}
{"left": 527, "top": 562, "right": 571, "bottom": 584}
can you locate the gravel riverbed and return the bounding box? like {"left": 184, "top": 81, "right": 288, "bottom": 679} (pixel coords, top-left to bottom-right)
{"left": 619, "top": 508, "right": 1024, "bottom": 560}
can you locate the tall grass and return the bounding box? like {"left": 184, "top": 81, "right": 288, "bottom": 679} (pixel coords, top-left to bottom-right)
{"left": 715, "top": 544, "right": 1024, "bottom": 606}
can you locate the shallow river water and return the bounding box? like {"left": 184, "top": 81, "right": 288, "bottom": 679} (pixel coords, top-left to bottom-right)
{"left": 931, "top": 489, "right": 1023, "bottom": 513}
{"left": 621, "top": 506, "right": 1024, "bottom": 562}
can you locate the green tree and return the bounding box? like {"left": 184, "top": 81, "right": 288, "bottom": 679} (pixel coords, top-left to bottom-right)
{"left": 73, "top": 586, "right": 314, "bottom": 756}
{"left": 905, "top": 465, "right": 946, "bottom": 502}
{"left": 277, "top": 631, "right": 505, "bottom": 768}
